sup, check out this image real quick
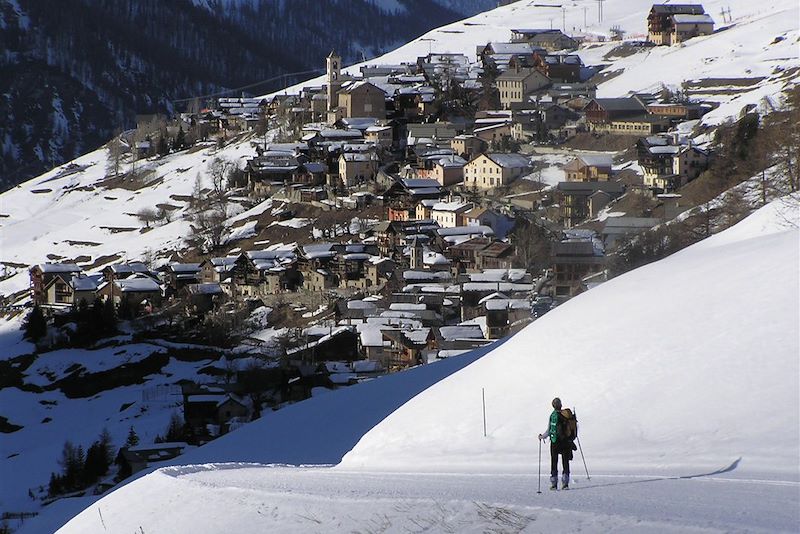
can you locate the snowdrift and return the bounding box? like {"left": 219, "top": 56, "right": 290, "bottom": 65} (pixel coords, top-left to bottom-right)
{"left": 339, "top": 198, "right": 800, "bottom": 476}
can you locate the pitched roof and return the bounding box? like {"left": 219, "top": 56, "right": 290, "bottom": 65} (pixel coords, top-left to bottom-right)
{"left": 672, "top": 14, "right": 714, "bottom": 24}
{"left": 649, "top": 4, "right": 705, "bottom": 15}
{"left": 485, "top": 153, "right": 531, "bottom": 169}
{"left": 590, "top": 98, "right": 647, "bottom": 112}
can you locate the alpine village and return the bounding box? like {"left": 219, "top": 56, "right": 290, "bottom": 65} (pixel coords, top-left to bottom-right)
{"left": 2, "top": 1, "right": 798, "bottom": 525}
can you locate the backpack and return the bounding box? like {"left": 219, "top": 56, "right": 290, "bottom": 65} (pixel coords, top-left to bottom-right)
{"left": 558, "top": 408, "right": 578, "bottom": 442}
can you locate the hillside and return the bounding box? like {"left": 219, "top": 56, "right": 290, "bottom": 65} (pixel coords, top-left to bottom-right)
{"left": 0, "top": 0, "right": 489, "bottom": 189}
{"left": 1, "top": 0, "right": 797, "bottom": 304}
{"left": 1, "top": 1, "right": 798, "bottom": 531}
{"left": 42, "top": 197, "right": 800, "bottom": 533}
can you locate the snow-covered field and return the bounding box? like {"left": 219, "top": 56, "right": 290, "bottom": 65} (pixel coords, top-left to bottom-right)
{"left": 35, "top": 197, "right": 799, "bottom": 533}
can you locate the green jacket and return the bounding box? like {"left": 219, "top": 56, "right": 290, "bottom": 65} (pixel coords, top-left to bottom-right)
{"left": 548, "top": 410, "right": 559, "bottom": 443}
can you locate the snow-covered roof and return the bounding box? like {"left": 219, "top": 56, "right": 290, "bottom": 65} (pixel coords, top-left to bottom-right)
{"left": 403, "top": 270, "right": 451, "bottom": 282}
{"left": 438, "top": 325, "right": 485, "bottom": 341}
{"left": 485, "top": 153, "right": 531, "bottom": 169}
{"left": 115, "top": 277, "right": 162, "bottom": 293}
{"left": 672, "top": 14, "right": 715, "bottom": 24}
{"left": 484, "top": 298, "right": 530, "bottom": 311}
{"left": 35, "top": 263, "right": 82, "bottom": 273}
{"left": 168, "top": 263, "right": 201, "bottom": 273}
{"left": 431, "top": 201, "right": 471, "bottom": 213}
{"left": 577, "top": 154, "right": 613, "bottom": 168}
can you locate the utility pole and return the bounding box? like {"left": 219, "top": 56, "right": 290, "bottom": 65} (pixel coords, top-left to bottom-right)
{"left": 562, "top": 7, "right": 567, "bottom": 32}
{"left": 597, "top": 0, "right": 605, "bottom": 24}
{"left": 583, "top": 6, "right": 588, "bottom": 28}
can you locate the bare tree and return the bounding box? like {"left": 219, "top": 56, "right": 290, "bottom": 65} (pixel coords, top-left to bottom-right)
{"left": 106, "top": 132, "right": 124, "bottom": 178}
{"left": 208, "top": 158, "right": 236, "bottom": 199}
{"left": 136, "top": 207, "right": 159, "bottom": 228}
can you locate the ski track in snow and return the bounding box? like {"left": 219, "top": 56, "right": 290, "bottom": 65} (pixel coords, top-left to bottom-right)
{"left": 52, "top": 465, "right": 800, "bottom": 533}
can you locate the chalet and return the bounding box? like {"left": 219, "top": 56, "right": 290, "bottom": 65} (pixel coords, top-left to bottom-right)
{"left": 474, "top": 122, "right": 514, "bottom": 144}
{"left": 407, "top": 123, "right": 459, "bottom": 150}
{"left": 510, "top": 29, "right": 578, "bottom": 51}
{"left": 337, "top": 81, "right": 387, "bottom": 119}
{"left": 637, "top": 136, "right": 709, "bottom": 193}
{"left": 183, "top": 387, "right": 252, "bottom": 438}
{"left": 590, "top": 115, "right": 670, "bottom": 136}
{"left": 476, "top": 241, "right": 516, "bottom": 270}
{"left": 451, "top": 135, "right": 488, "bottom": 160}
{"left": 484, "top": 296, "right": 531, "bottom": 339}
{"left": 430, "top": 201, "right": 472, "bottom": 228}
{"left": 436, "top": 324, "right": 488, "bottom": 351}
{"left": 42, "top": 273, "right": 103, "bottom": 307}
{"left": 532, "top": 53, "right": 583, "bottom": 83}
{"left": 101, "top": 262, "right": 154, "bottom": 282}
{"left": 464, "top": 207, "right": 514, "bottom": 239}
{"left": 430, "top": 155, "right": 466, "bottom": 186}
{"left": 381, "top": 327, "right": 435, "bottom": 369}
{"left": 646, "top": 102, "right": 706, "bottom": 120}
{"left": 364, "top": 124, "right": 394, "bottom": 148}
{"left": 563, "top": 154, "right": 613, "bottom": 182}
{"left": 301, "top": 128, "right": 363, "bottom": 146}
{"left": 463, "top": 153, "right": 531, "bottom": 191}
{"left": 338, "top": 152, "right": 379, "bottom": 187}
{"left": 601, "top": 217, "right": 662, "bottom": 250}
{"left": 230, "top": 249, "right": 298, "bottom": 296}
{"left": 200, "top": 257, "right": 237, "bottom": 284}
{"left": 383, "top": 178, "right": 445, "bottom": 209}
{"left": 246, "top": 151, "right": 303, "bottom": 197}
{"left": 436, "top": 225, "right": 495, "bottom": 247}
{"left": 449, "top": 237, "right": 494, "bottom": 271}
{"left": 117, "top": 443, "right": 188, "bottom": 477}
{"left": 29, "top": 263, "right": 83, "bottom": 306}
{"left": 555, "top": 181, "right": 625, "bottom": 228}
{"left": 550, "top": 235, "right": 605, "bottom": 297}
{"left": 648, "top": 4, "right": 713, "bottom": 45}
{"left": 460, "top": 277, "right": 533, "bottom": 321}
{"left": 182, "top": 283, "right": 225, "bottom": 315}
{"left": 367, "top": 257, "right": 396, "bottom": 287}
{"left": 374, "top": 221, "right": 403, "bottom": 257}
{"left": 479, "top": 41, "right": 544, "bottom": 73}
{"left": 98, "top": 276, "right": 162, "bottom": 315}
{"left": 496, "top": 67, "right": 551, "bottom": 110}
{"left": 583, "top": 98, "right": 648, "bottom": 125}
{"left": 161, "top": 263, "right": 201, "bottom": 295}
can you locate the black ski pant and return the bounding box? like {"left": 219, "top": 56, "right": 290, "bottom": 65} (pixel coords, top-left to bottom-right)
{"left": 550, "top": 442, "right": 570, "bottom": 480}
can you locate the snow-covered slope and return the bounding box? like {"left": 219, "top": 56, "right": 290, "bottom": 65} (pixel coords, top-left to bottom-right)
{"left": 47, "top": 197, "right": 800, "bottom": 534}
{"left": 339, "top": 198, "right": 800, "bottom": 475}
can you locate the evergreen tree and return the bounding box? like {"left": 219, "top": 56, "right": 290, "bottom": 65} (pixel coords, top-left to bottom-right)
{"left": 157, "top": 135, "right": 169, "bottom": 157}
{"left": 23, "top": 305, "right": 47, "bottom": 342}
{"left": 164, "top": 413, "right": 185, "bottom": 443}
{"left": 48, "top": 472, "right": 62, "bottom": 497}
{"left": 125, "top": 426, "right": 140, "bottom": 448}
{"left": 102, "top": 297, "right": 118, "bottom": 333}
{"left": 174, "top": 127, "right": 186, "bottom": 151}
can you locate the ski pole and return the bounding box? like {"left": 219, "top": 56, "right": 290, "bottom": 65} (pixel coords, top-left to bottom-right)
{"left": 573, "top": 407, "right": 590, "bottom": 481}
{"left": 537, "top": 436, "right": 542, "bottom": 494}
{"left": 576, "top": 435, "right": 590, "bottom": 481}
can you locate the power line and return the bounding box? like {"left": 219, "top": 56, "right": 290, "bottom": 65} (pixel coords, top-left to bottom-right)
{"left": 172, "top": 68, "right": 325, "bottom": 104}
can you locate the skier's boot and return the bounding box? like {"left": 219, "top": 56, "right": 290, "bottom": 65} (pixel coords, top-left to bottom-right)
{"left": 550, "top": 476, "right": 558, "bottom": 490}
{"left": 561, "top": 474, "right": 570, "bottom": 490}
